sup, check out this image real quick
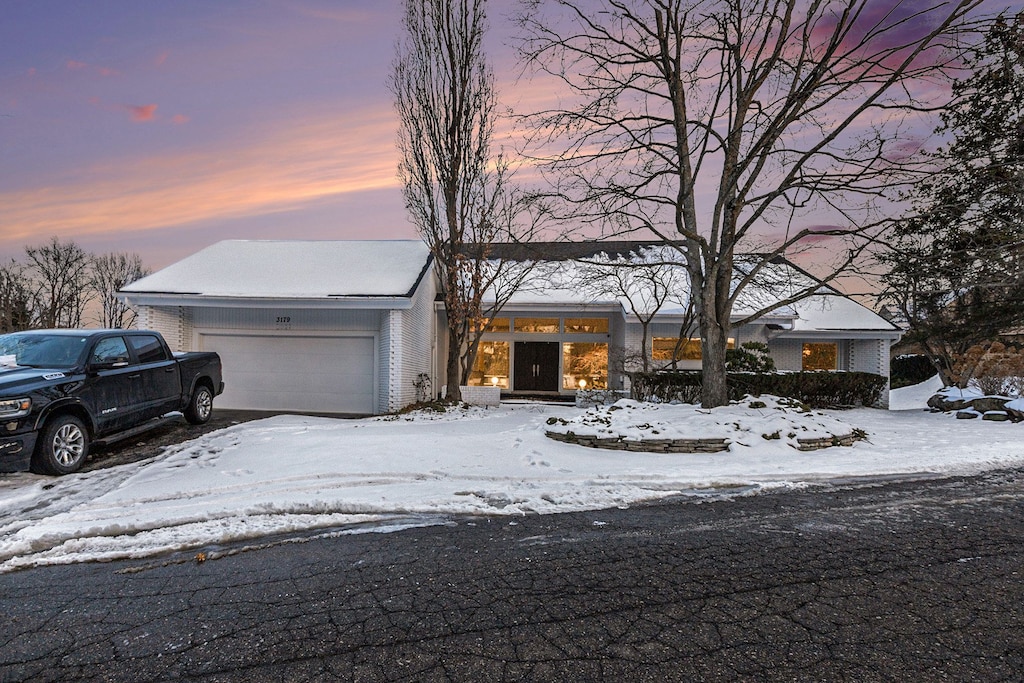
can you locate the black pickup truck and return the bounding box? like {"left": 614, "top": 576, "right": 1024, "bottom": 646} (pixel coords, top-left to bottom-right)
{"left": 0, "top": 329, "right": 223, "bottom": 475}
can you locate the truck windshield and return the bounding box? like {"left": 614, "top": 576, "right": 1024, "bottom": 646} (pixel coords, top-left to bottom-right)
{"left": 0, "top": 333, "right": 90, "bottom": 369}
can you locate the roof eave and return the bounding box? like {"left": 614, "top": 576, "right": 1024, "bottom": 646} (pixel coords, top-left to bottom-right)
{"left": 776, "top": 329, "right": 904, "bottom": 340}
{"left": 118, "top": 292, "right": 415, "bottom": 310}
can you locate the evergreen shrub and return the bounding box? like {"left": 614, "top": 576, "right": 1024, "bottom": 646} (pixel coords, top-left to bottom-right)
{"left": 890, "top": 354, "right": 937, "bottom": 389}
{"left": 630, "top": 371, "right": 888, "bottom": 408}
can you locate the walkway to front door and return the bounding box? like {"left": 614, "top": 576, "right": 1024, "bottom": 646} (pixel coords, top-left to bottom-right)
{"left": 513, "top": 342, "right": 559, "bottom": 392}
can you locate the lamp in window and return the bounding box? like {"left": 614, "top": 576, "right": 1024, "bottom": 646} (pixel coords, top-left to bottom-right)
{"left": 578, "top": 379, "right": 587, "bottom": 389}
{"left": 490, "top": 376, "right": 499, "bottom": 386}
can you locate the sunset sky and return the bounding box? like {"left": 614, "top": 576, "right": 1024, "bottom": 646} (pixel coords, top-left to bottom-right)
{"left": 2, "top": 1, "right": 455, "bottom": 268}
{"left": 2, "top": 1, "right": 1019, "bottom": 274}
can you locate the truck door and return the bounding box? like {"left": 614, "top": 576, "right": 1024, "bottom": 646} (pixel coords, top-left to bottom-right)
{"left": 126, "top": 334, "right": 181, "bottom": 419}
{"left": 81, "top": 336, "right": 139, "bottom": 433}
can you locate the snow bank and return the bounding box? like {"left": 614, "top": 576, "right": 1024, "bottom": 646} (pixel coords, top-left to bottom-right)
{"left": 888, "top": 374, "right": 944, "bottom": 410}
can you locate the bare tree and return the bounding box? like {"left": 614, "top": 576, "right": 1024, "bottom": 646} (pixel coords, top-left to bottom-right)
{"left": 90, "top": 252, "right": 150, "bottom": 329}
{"left": 0, "top": 260, "right": 33, "bottom": 333}
{"left": 391, "top": 0, "right": 541, "bottom": 401}
{"left": 574, "top": 246, "right": 689, "bottom": 373}
{"left": 25, "top": 237, "right": 92, "bottom": 329}
{"left": 517, "top": 0, "right": 980, "bottom": 406}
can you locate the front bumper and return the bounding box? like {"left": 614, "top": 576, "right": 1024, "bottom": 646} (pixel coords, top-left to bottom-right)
{"left": 0, "top": 432, "right": 37, "bottom": 473}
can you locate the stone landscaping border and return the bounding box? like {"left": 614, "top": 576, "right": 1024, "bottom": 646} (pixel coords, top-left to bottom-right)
{"left": 544, "top": 431, "right": 863, "bottom": 453}
{"left": 927, "top": 393, "right": 1024, "bottom": 422}
{"left": 793, "top": 433, "right": 862, "bottom": 451}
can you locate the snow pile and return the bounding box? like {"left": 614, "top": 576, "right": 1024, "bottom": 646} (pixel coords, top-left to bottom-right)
{"left": 888, "top": 374, "right": 944, "bottom": 410}
{"left": 544, "top": 396, "right": 860, "bottom": 450}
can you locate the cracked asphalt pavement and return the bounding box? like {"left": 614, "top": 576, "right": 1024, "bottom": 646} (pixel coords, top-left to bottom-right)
{"left": 3, "top": 467, "right": 1024, "bottom": 681}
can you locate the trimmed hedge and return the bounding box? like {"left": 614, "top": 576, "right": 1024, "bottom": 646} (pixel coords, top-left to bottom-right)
{"left": 630, "top": 370, "right": 888, "bottom": 408}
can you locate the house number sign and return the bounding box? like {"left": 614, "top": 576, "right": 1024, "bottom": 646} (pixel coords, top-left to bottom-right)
{"left": 275, "top": 316, "right": 292, "bottom": 330}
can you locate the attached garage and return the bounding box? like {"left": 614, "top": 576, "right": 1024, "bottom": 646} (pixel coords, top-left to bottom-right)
{"left": 120, "top": 240, "right": 436, "bottom": 415}
{"left": 197, "top": 332, "right": 377, "bottom": 413}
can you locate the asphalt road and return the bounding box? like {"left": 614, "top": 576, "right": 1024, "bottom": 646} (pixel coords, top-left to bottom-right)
{"left": 3, "top": 466, "right": 1024, "bottom": 682}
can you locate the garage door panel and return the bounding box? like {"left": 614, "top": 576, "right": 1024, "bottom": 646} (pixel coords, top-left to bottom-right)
{"left": 199, "top": 333, "right": 376, "bottom": 414}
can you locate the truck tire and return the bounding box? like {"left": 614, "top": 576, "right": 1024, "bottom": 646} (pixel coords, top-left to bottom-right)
{"left": 185, "top": 384, "right": 214, "bottom": 425}
{"left": 32, "top": 414, "right": 89, "bottom": 475}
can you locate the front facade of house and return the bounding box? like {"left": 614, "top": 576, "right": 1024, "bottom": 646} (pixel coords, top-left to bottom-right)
{"left": 455, "top": 244, "right": 899, "bottom": 403}
{"left": 121, "top": 240, "right": 901, "bottom": 414}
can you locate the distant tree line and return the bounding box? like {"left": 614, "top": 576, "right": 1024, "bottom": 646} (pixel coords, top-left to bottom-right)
{"left": 0, "top": 237, "right": 149, "bottom": 333}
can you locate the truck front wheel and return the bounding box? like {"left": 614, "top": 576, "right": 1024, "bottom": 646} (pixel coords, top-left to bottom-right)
{"left": 185, "top": 385, "right": 214, "bottom": 425}
{"left": 32, "top": 415, "right": 89, "bottom": 475}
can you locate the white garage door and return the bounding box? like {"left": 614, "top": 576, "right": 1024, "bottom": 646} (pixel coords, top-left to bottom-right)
{"left": 199, "top": 333, "right": 376, "bottom": 414}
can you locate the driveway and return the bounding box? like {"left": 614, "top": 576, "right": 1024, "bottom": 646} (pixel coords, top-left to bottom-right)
{"left": 80, "top": 409, "right": 268, "bottom": 472}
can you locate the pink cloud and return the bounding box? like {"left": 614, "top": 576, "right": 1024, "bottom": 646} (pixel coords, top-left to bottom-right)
{"left": 66, "top": 59, "right": 119, "bottom": 76}
{"left": 27, "top": 67, "right": 37, "bottom": 77}
{"left": 885, "top": 138, "right": 926, "bottom": 164}
{"left": 155, "top": 51, "right": 169, "bottom": 67}
{"left": 798, "top": 225, "right": 850, "bottom": 244}
{"left": 808, "top": 0, "right": 962, "bottom": 71}
{"left": 171, "top": 114, "right": 190, "bottom": 125}
{"left": 125, "top": 104, "right": 158, "bottom": 122}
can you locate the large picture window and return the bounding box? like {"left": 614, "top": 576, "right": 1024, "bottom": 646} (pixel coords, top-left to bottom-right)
{"left": 652, "top": 337, "right": 734, "bottom": 361}
{"left": 562, "top": 342, "right": 608, "bottom": 390}
{"left": 802, "top": 342, "right": 838, "bottom": 371}
{"left": 468, "top": 341, "right": 509, "bottom": 388}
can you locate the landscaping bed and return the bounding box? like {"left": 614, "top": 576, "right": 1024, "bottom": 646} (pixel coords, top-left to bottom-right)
{"left": 544, "top": 395, "right": 865, "bottom": 453}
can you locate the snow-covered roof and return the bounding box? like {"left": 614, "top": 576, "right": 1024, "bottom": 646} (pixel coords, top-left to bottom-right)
{"left": 122, "top": 240, "right": 431, "bottom": 300}
{"left": 788, "top": 293, "right": 898, "bottom": 333}
{"left": 485, "top": 243, "right": 898, "bottom": 334}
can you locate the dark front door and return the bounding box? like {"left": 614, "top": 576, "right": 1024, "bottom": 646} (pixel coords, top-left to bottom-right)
{"left": 514, "top": 342, "right": 560, "bottom": 392}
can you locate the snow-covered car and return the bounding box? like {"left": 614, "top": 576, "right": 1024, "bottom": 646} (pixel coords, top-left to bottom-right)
{"left": 0, "top": 329, "right": 223, "bottom": 475}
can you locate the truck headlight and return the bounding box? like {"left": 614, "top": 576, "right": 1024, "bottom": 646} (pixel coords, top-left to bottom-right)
{"left": 0, "top": 398, "right": 31, "bottom": 418}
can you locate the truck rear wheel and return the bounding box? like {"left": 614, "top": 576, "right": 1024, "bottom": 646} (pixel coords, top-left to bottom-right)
{"left": 32, "top": 414, "right": 89, "bottom": 475}
{"left": 185, "top": 385, "right": 214, "bottom": 425}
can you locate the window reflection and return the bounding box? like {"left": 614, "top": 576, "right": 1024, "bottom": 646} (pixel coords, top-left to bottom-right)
{"left": 468, "top": 341, "right": 509, "bottom": 388}
{"left": 562, "top": 342, "right": 608, "bottom": 390}
{"left": 802, "top": 342, "right": 838, "bottom": 370}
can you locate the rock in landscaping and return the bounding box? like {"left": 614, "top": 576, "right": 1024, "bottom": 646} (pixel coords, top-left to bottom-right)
{"left": 972, "top": 397, "right": 1010, "bottom": 413}
{"left": 928, "top": 393, "right": 972, "bottom": 411}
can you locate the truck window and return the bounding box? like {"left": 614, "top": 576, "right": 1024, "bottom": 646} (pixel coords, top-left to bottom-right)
{"left": 91, "top": 337, "right": 130, "bottom": 365}
{"left": 128, "top": 335, "right": 169, "bottom": 363}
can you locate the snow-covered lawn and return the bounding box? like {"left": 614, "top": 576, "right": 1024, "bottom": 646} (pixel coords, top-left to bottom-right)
{"left": 2, "top": 379, "right": 1023, "bottom": 572}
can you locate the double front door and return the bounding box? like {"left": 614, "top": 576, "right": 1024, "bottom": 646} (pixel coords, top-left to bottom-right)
{"left": 514, "top": 342, "right": 559, "bottom": 392}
